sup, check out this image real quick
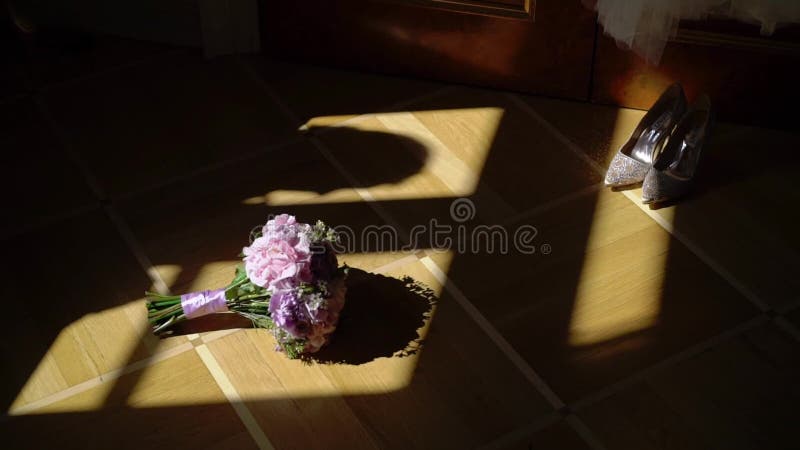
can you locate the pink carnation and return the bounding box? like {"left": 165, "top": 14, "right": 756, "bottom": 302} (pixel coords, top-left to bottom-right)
{"left": 262, "top": 214, "right": 311, "bottom": 244}
{"left": 242, "top": 216, "right": 313, "bottom": 290}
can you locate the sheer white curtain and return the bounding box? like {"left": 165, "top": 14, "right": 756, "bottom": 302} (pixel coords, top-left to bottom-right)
{"left": 586, "top": 0, "right": 800, "bottom": 64}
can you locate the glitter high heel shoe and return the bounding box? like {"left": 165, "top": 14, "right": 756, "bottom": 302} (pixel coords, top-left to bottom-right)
{"left": 604, "top": 83, "right": 687, "bottom": 188}
{"left": 642, "top": 95, "right": 713, "bottom": 204}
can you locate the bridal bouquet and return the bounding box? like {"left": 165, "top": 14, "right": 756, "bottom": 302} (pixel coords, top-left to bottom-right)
{"left": 146, "top": 214, "right": 347, "bottom": 358}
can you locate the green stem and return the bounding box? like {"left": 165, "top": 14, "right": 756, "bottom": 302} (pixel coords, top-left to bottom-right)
{"left": 149, "top": 299, "right": 182, "bottom": 307}
{"left": 225, "top": 276, "right": 248, "bottom": 293}
{"left": 238, "top": 293, "right": 270, "bottom": 301}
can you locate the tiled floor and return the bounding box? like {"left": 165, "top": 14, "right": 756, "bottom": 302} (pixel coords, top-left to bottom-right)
{"left": 2, "top": 34, "right": 799, "bottom": 450}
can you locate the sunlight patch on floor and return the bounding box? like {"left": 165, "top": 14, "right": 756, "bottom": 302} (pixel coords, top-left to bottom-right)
{"left": 9, "top": 298, "right": 180, "bottom": 413}
{"left": 310, "top": 108, "right": 502, "bottom": 201}
{"left": 567, "top": 198, "right": 675, "bottom": 348}
{"left": 151, "top": 264, "right": 182, "bottom": 292}
{"left": 375, "top": 110, "right": 500, "bottom": 196}
{"left": 242, "top": 187, "right": 363, "bottom": 206}
{"left": 188, "top": 261, "right": 242, "bottom": 292}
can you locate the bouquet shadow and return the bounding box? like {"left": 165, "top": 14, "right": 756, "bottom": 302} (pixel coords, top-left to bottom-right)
{"left": 168, "top": 268, "right": 437, "bottom": 365}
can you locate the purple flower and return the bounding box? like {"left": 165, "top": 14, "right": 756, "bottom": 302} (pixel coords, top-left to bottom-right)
{"left": 269, "top": 290, "right": 312, "bottom": 338}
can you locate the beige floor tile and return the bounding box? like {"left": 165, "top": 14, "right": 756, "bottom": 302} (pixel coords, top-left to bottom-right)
{"left": 520, "top": 95, "right": 645, "bottom": 167}
{"left": 246, "top": 57, "right": 443, "bottom": 127}
{"left": 1, "top": 210, "right": 176, "bottom": 411}
{"left": 0, "top": 98, "right": 96, "bottom": 235}
{"left": 578, "top": 323, "right": 800, "bottom": 450}
{"left": 2, "top": 350, "right": 257, "bottom": 449}
{"left": 433, "top": 189, "right": 759, "bottom": 401}
{"left": 42, "top": 52, "right": 297, "bottom": 197}
{"left": 208, "top": 257, "right": 552, "bottom": 449}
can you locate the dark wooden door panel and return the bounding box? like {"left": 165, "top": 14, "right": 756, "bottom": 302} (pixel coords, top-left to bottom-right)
{"left": 592, "top": 20, "right": 800, "bottom": 128}
{"left": 260, "top": 1, "right": 596, "bottom": 100}
{"left": 396, "top": 0, "right": 532, "bottom": 19}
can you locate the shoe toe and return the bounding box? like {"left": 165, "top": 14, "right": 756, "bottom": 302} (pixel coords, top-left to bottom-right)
{"left": 642, "top": 169, "right": 688, "bottom": 204}
{"left": 604, "top": 153, "right": 650, "bottom": 187}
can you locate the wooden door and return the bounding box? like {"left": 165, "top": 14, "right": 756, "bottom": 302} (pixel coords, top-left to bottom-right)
{"left": 591, "top": 18, "right": 800, "bottom": 128}
{"left": 260, "top": 0, "right": 598, "bottom": 100}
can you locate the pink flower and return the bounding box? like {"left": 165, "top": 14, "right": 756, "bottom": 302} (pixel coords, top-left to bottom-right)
{"left": 262, "top": 214, "right": 311, "bottom": 249}
{"left": 243, "top": 235, "right": 312, "bottom": 290}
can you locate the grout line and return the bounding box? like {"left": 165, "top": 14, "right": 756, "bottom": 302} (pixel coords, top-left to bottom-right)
{"left": 501, "top": 182, "right": 605, "bottom": 226}
{"left": 195, "top": 344, "right": 275, "bottom": 450}
{"left": 619, "top": 190, "right": 770, "bottom": 312}
{"left": 565, "top": 414, "right": 608, "bottom": 450}
{"left": 419, "top": 256, "right": 565, "bottom": 410}
{"left": 310, "top": 135, "right": 407, "bottom": 234}
{"left": 778, "top": 300, "right": 800, "bottom": 315}
{"left": 370, "top": 253, "right": 421, "bottom": 274}
{"left": 33, "top": 94, "right": 106, "bottom": 200}
{"left": 37, "top": 78, "right": 170, "bottom": 294}
{"left": 505, "top": 93, "right": 605, "bottom": 175}
{"left": 113, "top": 136, "right": 304, "bottom": 202}
{"left": 236, "top": 57, "right": 303, "bottom": 128}
{"left": 34, "top": 89, "right": 172, "bottom": 296}
{"left": 104, "top": 205, "right": 170, "bottom": 295}
{"left": 773, "top": 316, "right": 800, "bottom": 343}
{"left": 570, "top": 315, "right": 768, "bottom": 412}
{"left": 200, "top": 328, "right": 242, "bottom": 344}
{"left": 6, "top": 341, "right": 194, "bottom": 417}
{"left": 5, "top": 327, "right": 243, "bottom": 417}
{"left": 308, "top": 136, "right": 368, "bottom": 193}
{"left": 0, "top": 203, "right": 101, "bottom": 243}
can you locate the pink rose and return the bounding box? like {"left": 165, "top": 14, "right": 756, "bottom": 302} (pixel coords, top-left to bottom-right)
{"left": 243, "top": 236, "right": 312, "bottom": 290}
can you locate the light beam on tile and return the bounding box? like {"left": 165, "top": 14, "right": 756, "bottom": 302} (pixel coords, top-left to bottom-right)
{"left": 567, "top": 203, "right": 675, "bottom": 348}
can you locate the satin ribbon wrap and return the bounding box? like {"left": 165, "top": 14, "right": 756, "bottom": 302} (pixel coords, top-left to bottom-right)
{"left": 181, "top": 289, "right": 229, "bottom": 319}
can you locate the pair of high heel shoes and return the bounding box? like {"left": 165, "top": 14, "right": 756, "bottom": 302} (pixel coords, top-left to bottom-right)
{"left": 604, "top": 83, "right": 712, "bottom": 204}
